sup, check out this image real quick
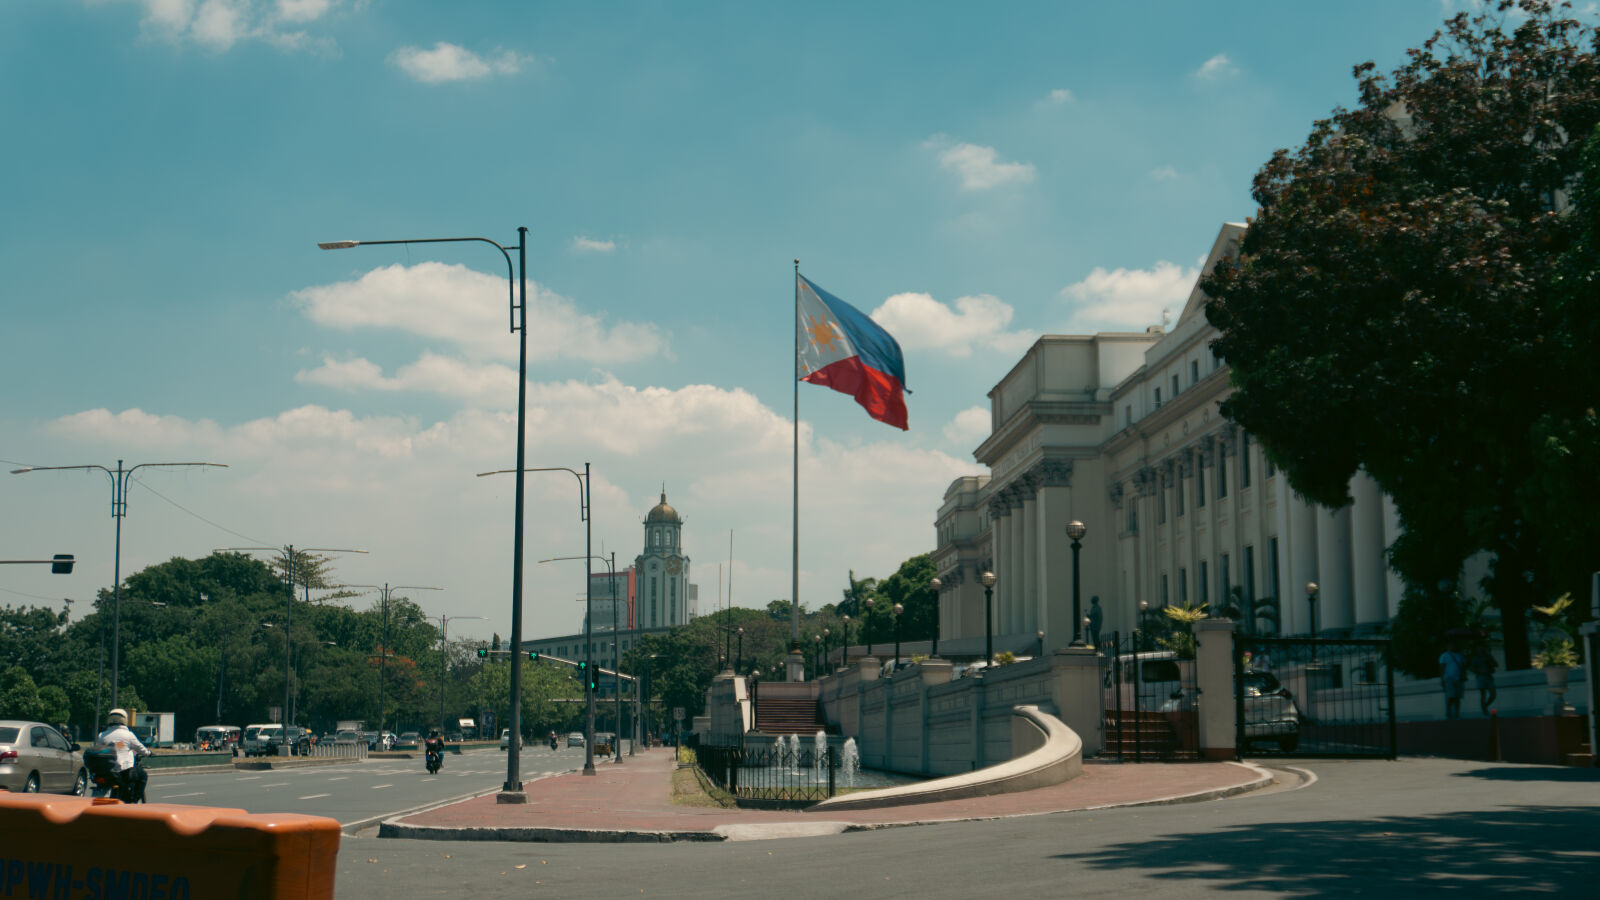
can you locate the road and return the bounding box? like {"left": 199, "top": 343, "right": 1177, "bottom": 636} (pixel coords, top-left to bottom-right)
{"left": 332, "top": 757, "right": 1600, "bottom": 898}
{"left": 145, "top": 744, "right": 592, "bottom": 828}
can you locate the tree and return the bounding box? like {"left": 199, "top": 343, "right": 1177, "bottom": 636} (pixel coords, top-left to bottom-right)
{"left": 1201, "top": 0, "right": 1600, "bottom": 671}
{"left": 874, "top": 554, "right": 938, "bottom": 645}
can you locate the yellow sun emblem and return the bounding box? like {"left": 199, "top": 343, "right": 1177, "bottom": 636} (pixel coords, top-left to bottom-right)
{"left": 807, "top": 314, "right": 843, "bottom": 354}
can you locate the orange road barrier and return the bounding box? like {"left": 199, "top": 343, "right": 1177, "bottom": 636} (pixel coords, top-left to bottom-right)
{"left": 0, "top": 793, "right": 339, "bottom": 899}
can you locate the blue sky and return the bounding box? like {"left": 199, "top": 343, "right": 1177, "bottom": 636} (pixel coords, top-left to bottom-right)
{"left": 1, "top": 0, "right": 1545, "bottom": 644}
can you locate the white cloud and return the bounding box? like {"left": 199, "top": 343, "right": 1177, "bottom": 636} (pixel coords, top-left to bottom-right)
{"left": 1194, "top": 53, "right": 1238, "bottom": 81}
{"left": 291, "top": 262, "right": 666, "bottom": 365}
{"left": 30, "top": 376, "right": 970, "bottom": 639}
{"left": 110, "top": 0, "right": 337, "bottom": 52}
{"left": 1060, "top": 260, "right": 1198, "bottom": 331}
{"left": 1150, "top": 165, "right": 1179, "bottom": 180}
{"left": 1046, "top": 88, "right": 1074, "bottom": 104}
{"left": 925, "top": 137, "right": 1037, "bottom": 191}
{"left": 942, "top": 406, "right": 991, "bottom": 447}
{"left": 870, "top": 291, "right": 1036, "bottom": 358}
{"left": 390, "top": 42, "right": 530, "bottom": 84}
{"left": 572, "top": 237, "right": 616, "bottom": 253}
{"left": 295, "top": 352, "right": 517, "bottom": 403}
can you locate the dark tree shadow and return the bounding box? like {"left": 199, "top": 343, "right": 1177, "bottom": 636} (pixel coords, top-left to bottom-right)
{"left": 1055, "top": 805, "right": 1597, "bottom": 896}
{"left": 1451, "top": 766, "right": 1600, "bottom": 783}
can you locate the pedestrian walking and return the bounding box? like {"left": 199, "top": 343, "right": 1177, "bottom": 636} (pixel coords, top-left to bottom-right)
{"left": 1468, "top": 644, "right": 1498, "bottom": 715}
{"left": 1087, "top": 596, "right": 1103, "bottom": 650}
{"left": 1439, "top": 643, "right": 1467, "bottom": 720}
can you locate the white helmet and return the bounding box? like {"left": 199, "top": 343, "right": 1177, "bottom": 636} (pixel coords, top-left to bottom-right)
{"left": 107, "top": 708, "right": 128, "bottom": 724}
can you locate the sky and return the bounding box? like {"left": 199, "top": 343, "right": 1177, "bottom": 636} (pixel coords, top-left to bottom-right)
{"left": 3, "top": 0, "right": 1565, "bottom": 647}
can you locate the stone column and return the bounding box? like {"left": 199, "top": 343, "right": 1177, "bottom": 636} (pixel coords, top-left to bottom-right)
{"left": 1022, "top": 488, "right": 1039, "bottom": 635}
{"left": 1350, "top": 473, "right": 1389, "bottom": 626}
{"left": 1044, "top": 647, "right": 1104, "bottom": 757}
{"left": 1195, "top": 618, "right": 1237, "bottom": 760}
{"left": 1008, "top": 493, "right": 1026, "bottom": 637}
{"left": 1315, "top": 504, "right": 1354, "bottom": 631}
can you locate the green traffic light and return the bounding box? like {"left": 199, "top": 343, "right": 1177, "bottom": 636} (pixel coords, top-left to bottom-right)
{"left": 476, "top": 648, "right": 488, "bottom": 658}
{"left": 527, "top": 650, "right": 540, "bottom": 660}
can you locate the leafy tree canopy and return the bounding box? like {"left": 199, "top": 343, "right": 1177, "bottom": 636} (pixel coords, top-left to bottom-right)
{"left": 1201, "top": 0, "right": 1600, "bottom": 668}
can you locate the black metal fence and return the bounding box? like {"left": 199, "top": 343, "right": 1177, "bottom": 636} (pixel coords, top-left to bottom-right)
{"left": 695, "top": 742, "right": 838, "bottom": 808}
{"left": 1234, "top": 637, "right": 1396, "bottom": 759}
{"left": 1100, "top": 630, "right": 1201, "bottom": 761}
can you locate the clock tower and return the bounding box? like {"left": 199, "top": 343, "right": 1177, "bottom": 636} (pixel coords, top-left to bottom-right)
{"left": 635, "top": 491, "right": 692, "bottom": 628}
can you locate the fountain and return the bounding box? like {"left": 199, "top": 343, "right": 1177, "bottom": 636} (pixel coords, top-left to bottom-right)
{"left": 813, "top": 731, "right": 828, "bottom": 780}
{"left": 840, "top": 737, "right": 860, "bottom": 787}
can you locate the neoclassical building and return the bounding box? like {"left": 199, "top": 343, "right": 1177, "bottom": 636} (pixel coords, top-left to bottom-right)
{"left": 934, "top": 223, "right": 1409, "bottom": 652}
{"left": 634, "top": 491, "right": 695, "bottom": 629}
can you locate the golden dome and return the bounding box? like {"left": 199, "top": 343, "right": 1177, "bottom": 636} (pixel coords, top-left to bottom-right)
{"left": 646, "top": 491, "right": 681, "bottom": 524}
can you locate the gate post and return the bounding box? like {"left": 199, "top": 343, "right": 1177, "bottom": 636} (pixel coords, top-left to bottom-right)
{"left": 1195, "top": 618, "right": 1238, "bottom": 761}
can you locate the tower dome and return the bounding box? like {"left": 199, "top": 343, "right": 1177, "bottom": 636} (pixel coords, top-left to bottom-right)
{"left": 645, "top": 491, "right": 681, "bottom": 524}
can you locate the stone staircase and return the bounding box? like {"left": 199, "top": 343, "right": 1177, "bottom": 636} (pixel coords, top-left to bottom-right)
{"left": 1102, "top": 711, "right": 1200, "bottom": 761}
{"left": 754, "top": 696, "right": 827, "bottom": 736}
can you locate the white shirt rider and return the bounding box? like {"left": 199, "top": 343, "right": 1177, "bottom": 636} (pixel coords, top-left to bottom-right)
{"left": 96, "top": 711, "right": 150, "bottom": 772}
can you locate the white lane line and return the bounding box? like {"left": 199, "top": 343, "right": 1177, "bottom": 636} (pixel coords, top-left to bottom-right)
{"left": 327, "top": 776, "right": 348, "bottom": 781}
{"left": 165, "top": 792, "right": 205, "bottom": 798}
{"left": 162, "top": 782, "right": 186, "bottom": 787}
{"left": 371, "top": 784, "right": 393, "bottom": 790}
{"left": 236, "top": 775, "right": 262, "bottom": 781}
{"left": 298, "top": 793, "right": 331, "bottom": 800}
{"left": 423, "top": 777, "right": 437, "bottom": 782}
{"left": 262, "top": 781, "right": 290, "bottom": 787}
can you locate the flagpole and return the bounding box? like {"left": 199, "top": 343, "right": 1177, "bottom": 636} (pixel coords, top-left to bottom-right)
{"left": 792, "top": 259, "right": 802, "bottom": 661}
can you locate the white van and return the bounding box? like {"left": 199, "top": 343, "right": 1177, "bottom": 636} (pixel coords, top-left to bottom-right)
{"left": 242, "top": 723, "right": 283, "bottom": 757}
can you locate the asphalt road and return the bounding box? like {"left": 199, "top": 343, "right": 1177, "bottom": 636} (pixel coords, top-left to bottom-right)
{"left": 145, "top": 745, "right": 588, "bottom": 827}
{"left": 333, "top": 757, "right": 1600, "bottom": 898}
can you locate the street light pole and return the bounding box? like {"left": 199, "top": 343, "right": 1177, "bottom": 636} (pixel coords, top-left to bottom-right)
{"left": 981, "top": 571, "right": 996, "bottom": 665}
{"left": 864, "top": 597, "right": 875, "bottom": 657}
{"left": 322, "top": 228, "right": 529, "bottom": 797}
{"left": 1306, "top": 582, "right": 1320, "bottom": 637}
{"left": 1067, "top": 521, "right": 1088, "bottom": 646}
{"left": 928, "top": 577, "right": 942, "bottom": 659}
{"left": 435, "top": 614, "right": 485, "bottom": 733}
{"left": 225, "top": 546, "right": 366, "bottom": 728}
{"left": 347, "top": 584, "right": 440, "bottom": 733}
{"left": 892, "top": 604, "right": 903, "bottom": 671}
{"left": 15, "top": 460, "right": 227, "bottom": 712}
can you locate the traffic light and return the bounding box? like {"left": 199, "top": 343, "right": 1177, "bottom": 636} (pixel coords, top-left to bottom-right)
{"left": 578, "top": 660, "right": 595, "bottom": 690}
{"left": 51, "top": 554, "right": 74, "bottom": 574}
{"left": 476, "top": 648, "right": 488, "bottom": 659}
{"left": 527, "top": 650, "right": 540, "bottom": 661}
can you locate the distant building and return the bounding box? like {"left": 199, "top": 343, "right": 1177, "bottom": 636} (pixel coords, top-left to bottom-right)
{"left": 634, "top": 491, "right": 694, "bottom": 628}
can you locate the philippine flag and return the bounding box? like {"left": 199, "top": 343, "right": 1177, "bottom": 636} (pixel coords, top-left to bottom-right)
{"left": 796, "top": 274, "right": 909, "bottom": 430}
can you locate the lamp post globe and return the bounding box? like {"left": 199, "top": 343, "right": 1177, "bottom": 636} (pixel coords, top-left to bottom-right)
{"left": 1067, "top": 520, "right": 1087, "bottom": 646}
{"left": 980, "top": 571, "right": 996, "bottom": 666}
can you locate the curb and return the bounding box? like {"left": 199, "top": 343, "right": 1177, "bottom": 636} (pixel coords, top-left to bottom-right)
{"left": 234, "top": 757, "right": 356, "bottom": 771}
{"left": 375, "top": 761, "right": 1287, "bottom": 844}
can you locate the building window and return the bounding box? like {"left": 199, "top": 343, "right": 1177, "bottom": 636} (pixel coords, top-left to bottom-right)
{"left": 1196, "top": 455, "right": 1206, "bottom": 508}
{"left": 1128, "top": 504, "right": 1138, "bottom": 533}
{"left": 1199, "top": 561, "right": 1209, "bottom": 606}
{"left": 1161, "top": 573, "right": 1169, "bottom": 607}
{"left": 1268, "top": 537, "right": 1281, "bottom": 607}
{"left": 1241, "top": 434, "right": 1252, "bottom": 488}
{"left": 1154, "top": 386, "right": 1162, "bottom": 407}
{"left": 1243, "top": 545, "right": 1256, "bottom": 622}
{"left": 1176, "top": 471, "right": 1185, "bottom": 516}
{"left": 1158, "top": 485, "right": 1167, "bottom": 524}
{"left": 1265, "top": 454, "right": 1277, "bottom": 479}
{"left": 1179, "top": 568, "right": 1188, "bottom": 605}
{"left": 1191, "top": 360, "right": 1199, "bottom": 384}
{"left": 1171, "top": 374, "right": 1180, "bottom": 397}
{"left": 1220, "top": 553, "right": 1231, "bottom": 607}
{"left": 1217, "top": 447, "right": 1228, "bottom": 499}
{"left": 1125, "top": 405, "right": 1132, "bottom": 426}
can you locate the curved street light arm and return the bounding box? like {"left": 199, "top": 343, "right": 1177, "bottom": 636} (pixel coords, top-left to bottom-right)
{"left": 478, "top": 466, "right": 588, "bottom": 522}
{"left": 318, "top": 236, "right": 519, "bottom": 332}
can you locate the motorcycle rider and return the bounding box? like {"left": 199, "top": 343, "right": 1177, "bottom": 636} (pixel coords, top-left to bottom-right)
{"left": 549, "top": 730, "right": 558, "bottom": 751}
{"left": 423, "top": 728, "right": 445, "bottom": 773}
{"left": 94, "top": 708, "right": 150, "bottom": 800}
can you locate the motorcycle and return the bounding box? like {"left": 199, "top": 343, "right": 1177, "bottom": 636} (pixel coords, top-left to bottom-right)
{"left": 83, "top": 746, "right": 147, "bottom": 803}
{"left": 424, "top": 741, "right": 444, "bottom": 775}
{"left": 549, "top": 734, "right": 558, "bottom": 751}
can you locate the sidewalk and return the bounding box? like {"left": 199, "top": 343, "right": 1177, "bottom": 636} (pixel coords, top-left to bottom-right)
{"left": 380, "top": 747, "right": 1273, "bottom": 842}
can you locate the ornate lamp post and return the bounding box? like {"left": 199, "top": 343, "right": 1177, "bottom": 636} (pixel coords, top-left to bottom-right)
{"left": 736, "top": 626, "right": 744, "bottom": 674}
{"left": 928, "top": 577, "right": 942, "bottom": 658}
{"left": 863, "top": 597, "right": 875, "bottom": 656}
{"left": 749, "top": 669, "right": 761, "bottom": 731}
{"left": 1038, "top": 629, "right": 1046, "bottom": 658}
{"left": 892, "top": 603, "right": 904, "bottom": 671}
{"left": 1306, "top": 582, "right": 1320, "bottom": 637}
{"left": 812, "top": 633, "right": 822, "bottom": 678}
{"left": 1067, "top": 520, "right": 1088, "bottom": 646}
{"left": 840, "top": 615, "right": 851, "bottom": 669}
{"left": 981, "top": 571, "right": 996, "bottom": 665}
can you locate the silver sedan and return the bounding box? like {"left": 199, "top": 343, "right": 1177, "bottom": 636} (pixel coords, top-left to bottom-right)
{"left": 0, "top": 720, "right": 88, "bottom": 795}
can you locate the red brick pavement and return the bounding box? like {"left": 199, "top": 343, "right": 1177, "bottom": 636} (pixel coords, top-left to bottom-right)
{"left": 396, "top": 748, "right": 1266, "bottom": 834}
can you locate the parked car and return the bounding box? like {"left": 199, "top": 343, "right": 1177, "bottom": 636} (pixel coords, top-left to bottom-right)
{"left": 446, "top": 732, "right": 463, "bottom": 743}
{"left": 1240, "top": 670, "right": 1302, "bottom": 752}
{"left": 398, "top": 731, "right": 420, "bottom": 747}
{"left": 242, "top": 723, "right": 282, "bottom": 757}
{"left": 0, "top": 721, "right": 87, "bottom": 795}
{"left": 566, "top": 732, "right": 585, "bottom": 748}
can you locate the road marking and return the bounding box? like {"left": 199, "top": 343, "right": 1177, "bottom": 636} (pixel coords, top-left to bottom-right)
{"left": 165, "top": 792, "right": 205, "bottom": 798}
{"left": 299, "top": 793, "right": 331, "bottom": 800}
{"left": 262, "top": 781, "right": 289, "bottom": 787}
{"left": 423, "top": 777, "right": 437, "bottom": 782}
{"left": 237, "top": 775, "right": 262, "bottom": 781}
{"left": 371, "top": 783, "right": 393, "bottom": 789}
{"left": 162, "top": 782, "right": 186, "bottom": 787}
{"left": 327, "top": 776, "right": 348, "bottom": 781}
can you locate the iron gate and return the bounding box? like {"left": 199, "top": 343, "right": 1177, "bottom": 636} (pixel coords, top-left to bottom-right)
{"left": 1235, "top": 637, "right": 1396, "bottom": 759}
{"left": 1101, "top": 631, "right": 1200, "bottom": 761}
